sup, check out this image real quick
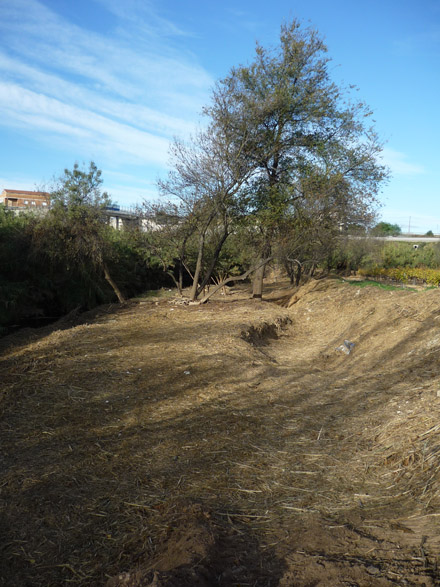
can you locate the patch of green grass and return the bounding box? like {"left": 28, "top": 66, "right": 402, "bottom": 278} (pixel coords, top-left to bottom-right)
{"left": 341, "top": 279, "right": 417, "bottom": 291}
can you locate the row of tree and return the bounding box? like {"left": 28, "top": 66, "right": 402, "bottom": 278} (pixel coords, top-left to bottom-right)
{"left": 1, "top": 20, "right": 389, "bottom": 329}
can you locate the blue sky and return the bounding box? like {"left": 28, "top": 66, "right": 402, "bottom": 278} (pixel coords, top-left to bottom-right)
{"left": 0, "top": 0, "right": 439, "bottom": 232}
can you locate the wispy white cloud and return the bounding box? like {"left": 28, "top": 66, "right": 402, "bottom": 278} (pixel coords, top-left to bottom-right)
{"left": 0, "top": 0, "right": 213, "bottom": 169}
{"left": 0, "top": 0, "right": 212, "bottom": 103}
{"left": 0, "top": 81, "right": 172, "bottom": 166}
{"left": 381, "top": 148, "right": 425, "bottom": 176}
{"left": 93, "top": 0, "right": 191, "bottom": 39}
{"left": 0, "top": 52, "right": 197, "bottom": 138}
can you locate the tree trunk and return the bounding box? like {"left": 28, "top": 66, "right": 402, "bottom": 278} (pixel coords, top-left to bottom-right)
{"left": 252, "top": 262, "right": 265, "bottom": 299}
{"left": 252, "top": 238, "right": 272, "bottom": 299}
{"left": 198, "top": 257, "right": 273, "bottom": 304}
{"left": 284, "top": 260, "right": 294, "bottom": 284}
{"left": 189, "top": 233, "right": 205, "bottom": 301}
{"left": 295, "top": 263, "right": 302, "bottom": 286}
{"left": 178, "top": 263, "right": 184, "bottom": 295}
{"left": 196, "top": 225, "right": 229, "bottom": 297}
{"left": 103, "top": 263, "right": 125, "bottom": 303}
{"left": 178, "top": 235, "right": 191, "bottom": 295}
{"left": 167, "top": 271, "right": 181, "bottom": 295}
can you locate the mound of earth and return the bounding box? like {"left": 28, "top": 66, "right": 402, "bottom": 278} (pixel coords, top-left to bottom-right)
{"left": 1, "top": 278, "right": 440, "bottom": 585}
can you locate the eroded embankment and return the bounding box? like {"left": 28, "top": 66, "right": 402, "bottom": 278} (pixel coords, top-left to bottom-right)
{"left": 1, "top": 281, "right": 440, "bottom": 586}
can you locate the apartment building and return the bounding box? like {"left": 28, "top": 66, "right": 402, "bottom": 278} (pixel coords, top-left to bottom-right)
{"left": 1, "top": 189, "right": 50, "bottom": 209}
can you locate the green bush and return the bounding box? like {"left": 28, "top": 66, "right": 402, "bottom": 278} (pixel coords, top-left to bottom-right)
{"left": 371, "top": 222, "right": 401, "bottom": 236}
{"left": 0, "top": 208, "right": 171, "bottom": 331}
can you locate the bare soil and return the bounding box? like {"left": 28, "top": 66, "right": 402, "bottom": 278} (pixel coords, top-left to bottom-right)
{"left": 1, "top": 278, "right": 440, "bottom": 586}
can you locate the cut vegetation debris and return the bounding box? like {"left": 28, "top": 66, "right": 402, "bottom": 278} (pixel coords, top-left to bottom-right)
{"left": 1, "top": 279, "right": 440, "bottom": 585}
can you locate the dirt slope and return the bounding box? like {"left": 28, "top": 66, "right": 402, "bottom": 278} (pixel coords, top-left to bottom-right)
{"left": 1, "top": 279, "right": 440, "bottom": 586}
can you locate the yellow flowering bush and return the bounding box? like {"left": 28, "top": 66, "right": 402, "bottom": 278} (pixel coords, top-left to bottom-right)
{"left": 359, "top": 266, "right": 440, "bottom": 286}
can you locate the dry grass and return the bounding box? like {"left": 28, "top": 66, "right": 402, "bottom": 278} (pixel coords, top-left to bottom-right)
{"left": 1, "top": 279, "right": 440, "bottom": 585}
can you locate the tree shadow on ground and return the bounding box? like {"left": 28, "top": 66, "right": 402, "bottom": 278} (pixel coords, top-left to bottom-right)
{"left": 2, "top": 285, "right": 440, "bottom": 586}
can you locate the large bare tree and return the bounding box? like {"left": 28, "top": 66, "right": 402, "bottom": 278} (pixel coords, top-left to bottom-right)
{"left": 158, "top": 123, "right": 254, "bottom": 301}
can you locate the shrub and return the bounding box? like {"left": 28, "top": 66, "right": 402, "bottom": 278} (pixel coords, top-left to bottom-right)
{"left": 358, "top": 266, "right": 440, "bottom": 286}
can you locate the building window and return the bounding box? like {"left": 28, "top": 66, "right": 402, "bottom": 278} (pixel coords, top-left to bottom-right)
{"left": 24, "top": 200, "right": 29, "bottom": 204}
{"left": 42, "top": 202, "right": 47, "bottom": 206}
{"left": 31, "top": 201, "right": 36, "bottom": 205}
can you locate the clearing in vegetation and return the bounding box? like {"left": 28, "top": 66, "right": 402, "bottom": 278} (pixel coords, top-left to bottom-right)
{"left": 1, "top": 278, "right": 440, "bottom": 586}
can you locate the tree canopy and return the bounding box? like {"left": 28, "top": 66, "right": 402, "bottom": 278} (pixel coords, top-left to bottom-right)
{"left": 155, "top": 20, "right": 388, "bottom": 299}
{"left": 35, "top": 162, "right": 125, "bottom": 303}
{"left": 371, "top": 222, "right": 402, "bottom": 237}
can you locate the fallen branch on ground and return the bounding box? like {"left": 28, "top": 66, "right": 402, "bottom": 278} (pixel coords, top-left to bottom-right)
{"left": 196, "top": 257, "right": 273, "bottom": 304}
